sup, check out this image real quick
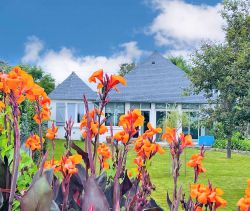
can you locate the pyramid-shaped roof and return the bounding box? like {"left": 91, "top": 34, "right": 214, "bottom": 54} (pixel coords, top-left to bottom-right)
{"left": 110, "top": 52, "right": 206, "bottom": 104}
{"left": 49, "top": 72, "right": 97, "bottom": 101}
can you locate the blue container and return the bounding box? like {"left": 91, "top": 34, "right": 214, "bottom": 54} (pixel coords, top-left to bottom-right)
{"left": 198, "top": 136, "right": 215, "bottom": 146}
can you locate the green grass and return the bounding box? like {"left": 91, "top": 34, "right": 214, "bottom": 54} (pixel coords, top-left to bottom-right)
{"left": 48, "top": 140, "right": 250, "bottom": 210}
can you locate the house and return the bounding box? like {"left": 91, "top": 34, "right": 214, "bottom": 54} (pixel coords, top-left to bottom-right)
{"left": 49, "top": 52, "right": 207, "bottom": 141}
{"left": 48, "top": 71, "right": 98, "bottom": 140}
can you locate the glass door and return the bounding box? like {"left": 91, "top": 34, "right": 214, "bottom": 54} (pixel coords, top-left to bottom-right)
{"left": 156, "top": 111, "right": 166, "bottom": 141}
{"left": 141, "top": 111, "right": 150, "bottom": 134}
{"left": 183, "top": 111, "right": 199, "bottom": 139}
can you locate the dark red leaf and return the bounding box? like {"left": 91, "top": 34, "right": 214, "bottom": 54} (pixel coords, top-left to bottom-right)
{"left": 71, "top": 142, "right": 90, "bottom": 169}
{"left": 82, "top": 176, "right": 109, "bottom": 211}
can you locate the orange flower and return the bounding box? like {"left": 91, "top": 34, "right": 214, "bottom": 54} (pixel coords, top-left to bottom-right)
{"left": 44, "top": 160, "right": 61, "bottom": 172}
{"left": 107, "top": 75, "right": 126, "bottom": 92}
{"left": 134, "top": 156, "right": 143, "bottom": 167}
{"left": 143, "top": 122, "right": 162, "bottom": 139}
{"left": 33, "top": 105, "right": 51, "bottom": 124}
{"left": 194, "top": 205, "right": 202, "bottom": 211}
{"left": 97, "top": 143, "right": 111, "bottom": 169}
{"left": 88, "top": 69, "right": 126, "bottom": 92}
{"left": 88, "top": 69, "right": 103, "bottom": 83}
{"left": 187, "top": 154, "right": 206, "bottom": 175}
{"left": 25, "top": 134, "right": 44, "bottom": 151}
{"left": 114, "top": 130, "right": 129, "bottom": 144}
{"left": 133, "top": 120, "right": 164, "bottom": 163}
{"left": 180, "top": 133, "right": 193, "bottom": 148}
{"left": 80, "top": 108, "right": 107, "bottom": 138}
{"left": 151, "top": 142, "right": 165, "bottom": 155}
{"left": 119, "top": 109, "right": 144, "bottom": 134}
{"left": 134, "top": 135, "right": 165, "bottom": 159}
{"left": 0, "top": 101, "right": 5, "bottom": 112}
{"left": 127, "top": 170, "right": 133, "bottom": 177}
{"left": 162, "top": 128, "right": 193, "bottom": 149}
{"left": 190, "top": 183, "right": 227, "bottom": 209}
{"left": 46, "top": 123, "right": 58, "bottom": 140}
{"left": 162, "top": 127, "right": 176, "bottom": 143}
{"left": 97, "top": 143, "right": 111, "bottom": 159}
{"left": 0, "top": 66, "right": 51, "bottom": 123}
{"left": 237, "top": 179, "right": 250, "bottom": 211}
{"left": 60, "top": 154, "right": 82, "bottom": 176}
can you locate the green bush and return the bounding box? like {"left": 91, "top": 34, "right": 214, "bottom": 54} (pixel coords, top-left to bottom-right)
{"left": 213, "top": 139, "right": 250, "bottom": 151}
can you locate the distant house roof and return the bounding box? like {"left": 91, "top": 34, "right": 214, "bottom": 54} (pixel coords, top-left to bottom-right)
{"left": 110, "top": 52, "right": 206, "bottom": 104}
{"left": 49, "top": 72, "right": 97, "bottom": 101}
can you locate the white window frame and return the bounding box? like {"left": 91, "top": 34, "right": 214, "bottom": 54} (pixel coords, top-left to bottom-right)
{"left": 105, "top": 102, "right": 125, "bottom": 126}
{"left": 55, "top": 101, "right": 95, "bottom": 127}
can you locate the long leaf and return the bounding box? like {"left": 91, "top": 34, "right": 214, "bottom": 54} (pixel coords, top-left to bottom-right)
{"left": 71, "top": 142, "right": 90, "bottom": 170}
{"left": 166, "top": 192, "right": 172, "bottom": 209}
{"left": 96, "top": 172, "right": 107, "bottom": 191}
{"left": 144, "top": 198, "right": 164, "bottom": 211}
{"left": 82, "top": 176, "right": 109, "bottom": 211}
{"left": 21, "top": 176, "right": 53, "bottom": 211}
{"left": 0, "top": 192, "right": 3, "bottom": 209}
{"left": 56, "top": 165, "right": 86, "bottom": 209}
{"left": 120, "top": 170, "right": 132, "bottom": 196}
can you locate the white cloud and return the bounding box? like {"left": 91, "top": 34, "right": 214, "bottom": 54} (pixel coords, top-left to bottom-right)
{"left": 148, "top": 0, "right": 225, "bottom": 54}
{"left": 166, "top": 49, "right": 192, "bottom": 58}
{"left": 21, "top": 37, "right": 146, "bottom": 87}
{"left": 21, "top": 36, "right": 44, "bottom": 63}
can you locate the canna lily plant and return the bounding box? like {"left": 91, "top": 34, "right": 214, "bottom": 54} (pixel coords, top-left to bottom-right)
{"left": 0, "top": 66, "right": 246, "bottom": 211}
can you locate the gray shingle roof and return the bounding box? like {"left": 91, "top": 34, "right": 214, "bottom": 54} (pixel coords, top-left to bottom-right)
{"left": 49, "top": 72, "right": 97, "bottom": 101}
{"left": 110, "top": 52, "right": 206, "bottom": 104}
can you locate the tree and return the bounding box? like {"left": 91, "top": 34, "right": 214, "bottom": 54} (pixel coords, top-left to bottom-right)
{"left": 163, "top": 111, "right": 188, "bottom": 130}
{"left": 168, "top": 56, "right": 191, "bottom": 74}
{"left": 189, "top": 0, "right": 250, "bottom": 158}
{"left": 118, "top": 63, "right": 135, "bottom": 76}
{"left": 0, "top": 60, "right": 11, "bottom": 72}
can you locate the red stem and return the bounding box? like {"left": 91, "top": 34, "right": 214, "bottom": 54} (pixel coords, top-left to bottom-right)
{"left": 83, "top": 96, "right": 95, "bottom": 176}
{"left": 8, "top": 108, "right": 20, "bottom": 211}
{"left": 113, "top": 150, "right": 123, "bottom": 211}
{"left": 62, "top": 175, "right": 70, "bottom": 211}
{"left": 52, "top": 140, "right": 55, "bottom": 163}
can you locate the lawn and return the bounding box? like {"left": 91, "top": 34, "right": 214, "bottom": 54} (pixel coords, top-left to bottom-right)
{"left": 47, "top": 140, "right": 250, "bottom": 211}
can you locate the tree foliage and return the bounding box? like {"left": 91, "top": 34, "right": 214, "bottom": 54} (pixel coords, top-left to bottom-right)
{"left": 118, "top": 63, "right": 135, "bottom": 76}
{"left": 168, "top": 56, "right": 191, "bottom": 74}
{"left": 189, "top": 0, "right": 250, "bottom": 158}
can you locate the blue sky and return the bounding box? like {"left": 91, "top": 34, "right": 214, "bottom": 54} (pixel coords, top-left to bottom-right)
{"left": 0, "top": 0, "right": 223, "bottom": 83}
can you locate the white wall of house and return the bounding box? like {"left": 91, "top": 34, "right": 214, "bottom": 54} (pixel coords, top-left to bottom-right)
{"left": 49, "top": 101, "right": 205, "bottom": 142}
{"left": 49, "top": 99, "right": 94, "bottom": 140}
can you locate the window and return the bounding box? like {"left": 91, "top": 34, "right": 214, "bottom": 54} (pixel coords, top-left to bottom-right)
{"left": 130, "top": 103, "right": 151, "bottom": 110}
{"left": 56, "top": 103, "right": 65, "bottom": 126}
{"left": 182, "top": 111, "right": 199, "bottom": 139}
{"left": 166, "top": 103, "right": 177, "bottom": 110}
{"left": 56, "top": 102, "right": 87, "bottom": 126}
{"left": 105, "top": 103, "right": 125, "bottom": 126}
{"left": 182, "top": 104, "right": 200, "bottom": 110}
{"left": 155, "top": 103, "right": 166, "bottom": 109}
{"left": 141, "top": 103, "right": 151, "bottom": 109}
{"left": 67, "top": 103, "right": 76, "bottom": 121}
{"left": 77, "top": 104, "right": 84, "bottom": 123}
{"left": 130, "top": 103, "right": 140, "bottom": 109}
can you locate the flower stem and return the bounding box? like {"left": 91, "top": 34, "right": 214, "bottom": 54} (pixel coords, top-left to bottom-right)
{"left": 83, "top": 96, "right": 95, "bottom": 176}
{"left": 8, "top": 110, "right": 20, "bottom": 211}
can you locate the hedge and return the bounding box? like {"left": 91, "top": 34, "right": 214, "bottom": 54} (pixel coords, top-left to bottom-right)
{"left": 213, "top": 139, "right": 250, "bottom": 151}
